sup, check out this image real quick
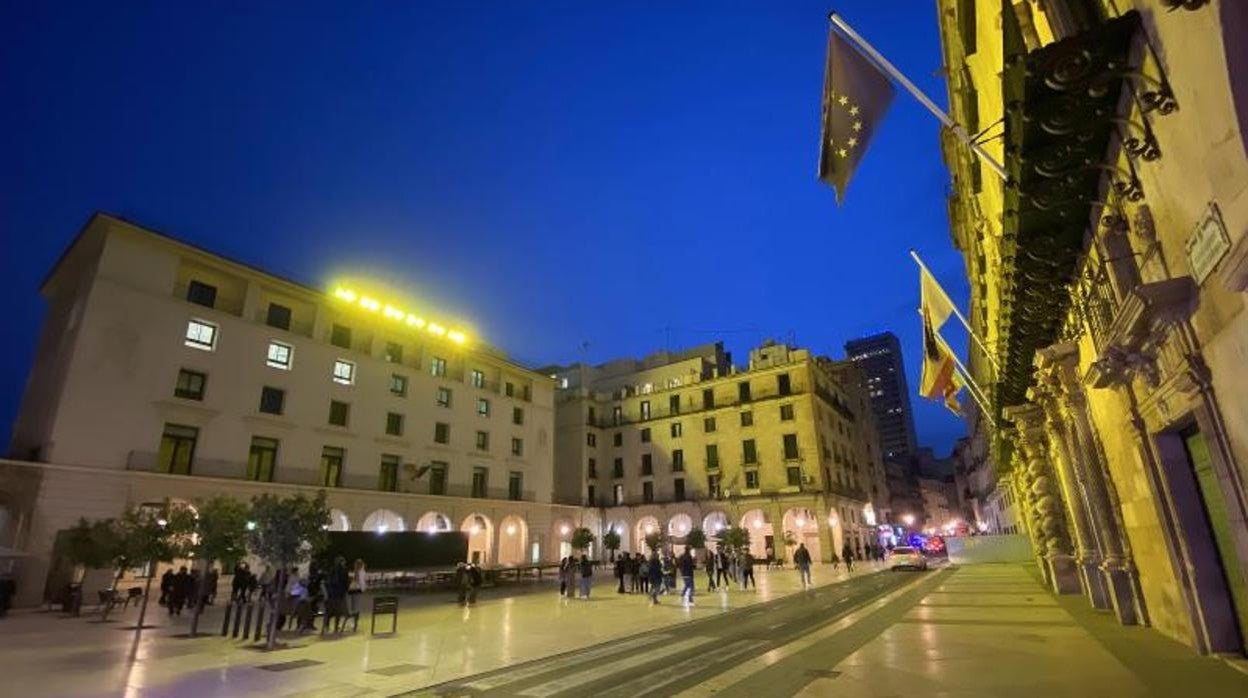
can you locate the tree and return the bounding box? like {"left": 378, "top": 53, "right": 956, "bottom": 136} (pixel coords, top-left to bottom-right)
{"left": 113, "top": 501, "right": 196, "bottom": 633}
{"left": 717, "top": 526, "right": 750, "bottom": 554}
{"left": 684, "top": 527, "right": 707, "bottom": 552}
{"left": 644, "top": 530, "right": 666, "bottom": 554}
{"left": 246, "top": 491, "right": 330, "bottom": 649}
{"left": 185, "top": 496, "right": 251, "bottom": 636}
{"left": 602, "top": 529, "right": 621, "bottom": 560}
{"left": 570, "top": 527, "right": 596, "bottom": 554}
{"left": 59, "top": 518, "right": 120, "bottom": 617}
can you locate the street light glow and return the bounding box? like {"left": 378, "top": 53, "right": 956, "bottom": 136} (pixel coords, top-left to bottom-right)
{"left": 332, "top": 284, "right": 469, "bottom": 345}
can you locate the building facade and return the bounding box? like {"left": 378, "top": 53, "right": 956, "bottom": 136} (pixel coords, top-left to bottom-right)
{"left": 544, "top": 341, "right": 893, "bottom": 563}
{"left": 1, "top": 214, "right": 587, "bottom": 606}
{"left": 845, "top": 332, "right": 918, "bottom": 463}
{"left": 938, "top": 0, "right": 1248, "bottom": 655}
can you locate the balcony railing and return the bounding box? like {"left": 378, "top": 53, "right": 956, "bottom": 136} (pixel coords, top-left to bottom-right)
{"left": 584, "top": 384, "right": 809, "bottom": 428}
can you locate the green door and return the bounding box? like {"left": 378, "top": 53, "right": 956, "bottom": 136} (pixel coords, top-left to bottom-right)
{"left": 1182, "top": 426, "right": 1248, "bottom": 648}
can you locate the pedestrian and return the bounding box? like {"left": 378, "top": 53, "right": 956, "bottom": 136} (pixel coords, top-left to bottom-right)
{"left": 830, "top": 551, "right": 841, "bottom": 571}
{"left": 231, "top": 562, "right": 251, "bottom": 603}
{"left": 704, "top": 547, "right": 717, "bottom": 591}
{"left": 629, "top": 553, "right": 641, "bottom": 593}
{"left": 468, "top": 563, "right": 482, "bottom": 605}
{"left": 558, "top": 557, "right": 571, "bottom": 597}
{"left": 203, "top": 566, "right": 219, "bottom": 606}
{"left": 715, "top": 548, "right": 731, "bottom": 589}
{"left": 679, "top": 549, "right": 695, "bottom": 606}
{"left": 159, "top": 567, "right": 174, "bottom": 607}
{"left": 258, "top": 565, "right": 275, "bottom": 603}
{"left": 740, "top": 552, "right": 756, "bottom": 590}
{"left": 794, "top": 543, "right": 813, "bottom": 589}
{"left": 647, "top": 552, "right": 663, "bottom": 605}
{"left": 322, "top": 557, "right": 349, "bottom": 633}
{"left": 289, "top": 575, "right": 313, "bottom": 632}
{"left": 347, "top": 559, "right": 366, "bottom": 627}
{"left": 169, "top": 565, "right": 191, "bottom": 616}
{"left": 662, "top": 553, "right": 676, "bottom": 594}
{"left": 842, "top": 543, "right": 856, "bottom": 573}
{"left": 614, "top": 554, "right": 627, "bottom": 594}
{"left": 638, "top": 554, "right": 651, "bottom": 595}
{"left": 578, "top": 555, "right": 593, "bottom": 599}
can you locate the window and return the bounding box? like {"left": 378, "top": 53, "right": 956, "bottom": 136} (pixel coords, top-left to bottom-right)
{"left": 477, "top": 398, "right": 490, "bottom": 417}
{"left": 266, "top": 341, "right": 293, "bottom": 370}
{"left": 738, "top": 381, "right": 752, "bottom": 402}
{"left": 743, "top": 439, "right": 758, "bottom": 464}
{"left": 174, "top": 369, "right": 206, "bottom": 400}
{"left": 259, "top": 386, "right": 285, "bottom": 415}
{"left": 332, "top": 359, "right": 355, "bottom": 385}
{"left": 247, "top": 436, "right": 277, "bottom": 482}
{"left": 708, "top": 474, "right": 721, "bottom": 498}
{"left": 702, "top": 388, "right": 715, "bottom": 409}
{"left": 505, "top": 381, "right": 515, "bottom": 397}
{"left": 613, "top": 458, "right": 624, "bottom": 478}
{"left": 704, "top": 417, "right": 717, "bottom": 433}
{"left": 186, "top": 280, "right": 217, "bottom": 308}
{"left": 612, "top": 406, "right": 622, "bottom": 425}
{"left": 745, "top": 469, "right": 760, "bottom": 490}
{"left": 613, "top": 484, "right": 624, "bottom": 506}
{"left": 640, "top": 400, "right": 651, "bottom": 420}
{"left": 470, "top": 369, "right": 485, "bottom": 388}
{"left": 266, "top": 303, "right": 291, "bottom": 330}
{"left": 669, "top": 394, "right": 680, "bottom": 415}
{"left": 384, "top": 341, "right": 404, "bottom": 364}
{"left": 511, "top": 437, "right": 523, "bottom": 456}
{"left": 674, "top": 478, "right": 686, "bottom": 501}
{"left": 390, "top": 374, "right": 408, "bottom": 397}
{"left": 780, "top": 404, "right": 794, "bottom": 421}
{"left": 472, "top": 467, "right": 488, "bottom": 498}
{"left": 429, "top": 462, "right": 447, "bottom": 495}
{"left": 670, "top": 422, "right": 683, "bottom": 438}
{"left": 641, "top": 453, "right": 653, "bottom": 476}
{"left": 379, "top": 454, "right": 400, "bottom": 492}
{"left": 706, "top": 444, "right": 719, "bottom": 469}
{"left": 158, "top": 423, "right": 198, "bottom": 474}
{"left": 672, "top": 449, "right": 684, "bottom": 472}
{"left": 431, "top": 356, "right": 447, "bottom": 377}
{"left": 320, "top": 446, "right": 344, "bottom": 487}
{"left": 329, "top": 400, "right": 350, "bottom": 426}
{"left": 385, "top": 412, "right": 404, "bottom": 436}
{"left": 513, "top": 407, "right": 524, "bottom": 425}
{"left": 436, "top": 387, "right": 452, "bottom": 408}
{"left": 185, "top": 319, "right": 217, "bottom": 351}
{"left": 588, "top": 458, "right": 598, "bottom": 478}
{"left": 587, "top": 406, "right": 596, "bottom": 425}
{"left": 330, "top": 324, "right": 352, "bottom": 349}
{"left": 783, "top": 433, "right": 799, "bottom": 460}
{"left": 640, "top": 428, "right": 651, "bottom": 443}
{"left": 740, "top": 411, "right": 754, "bottom": 427}
{"left": 778, "top": 373, "right": 792, "bottom": 396}
{"left": 587, "top": 485, "right": 596, "bottom": 505}
{"left": 434, "top": 422, "right": 450, "bottom": 444}
{"left": 642, "top": 481, "right": 654, "bottom": 503}
{"left": 475, "top": 430, "right": 489, "bottom": 452}
{"left": 508, "top": 471, "right": 523, "bottom": 501}
{"left": 787, "top": 466, "right": 802, "bottom": 487}
{"left": 613, "top": 432, "right": 623, "bottom": 447}
{"left": 587, "top": 433, "right": 597, "bottom": 447}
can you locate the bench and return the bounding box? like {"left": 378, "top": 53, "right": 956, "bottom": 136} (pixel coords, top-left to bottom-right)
{"left": 371, "top": 596, "right": 398, "bottom": 634}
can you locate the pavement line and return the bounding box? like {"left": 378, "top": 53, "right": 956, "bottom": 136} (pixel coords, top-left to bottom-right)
{"left": 517, "top": 635, "right": 716, "bottom": 697}
{"left": 673, "top": 572, "right": 936, "bottom": 697}
{"left": 461, "top": 633, "right": 672, "bottom": 691}
{"left": 595, "top": 639, "right": 770, "bottom": 698}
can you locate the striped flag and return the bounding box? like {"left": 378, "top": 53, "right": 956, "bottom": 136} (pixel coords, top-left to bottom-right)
{"left": 919, "top": 267, "right": 963, "bottom": 414}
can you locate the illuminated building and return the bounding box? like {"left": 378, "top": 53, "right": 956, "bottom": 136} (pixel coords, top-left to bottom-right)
{"left": 937, "top": 0, "right": 1248, "bottom": 654}
{"left": 845, "top": 332, "right": 918, "bottom": 463}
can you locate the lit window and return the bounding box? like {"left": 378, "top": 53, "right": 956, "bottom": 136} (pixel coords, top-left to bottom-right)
{"left": 478, "top": 398, "right": 490, "bottom": 417}
{"left": 431, "top": 357, "right": 447, "bottom": 377}
{"left": 471, "top": 369, "right": 485, "bottom": 388}
{"left": 437, "top": 387, "right": 452, "bottom": 408}
{"left": 390, "top": 374, "right": 408, "bottom": 396}
{"left": 266, "top": 341, "right": 293, "bottom": 370}
{"left": 512, "top": 437, "right": 523, "bottom": 456}
{"left": 332, "top": 359, "right": 355, "bottom": 385}
{"left": 185, "top": 320, "right": 217, "bottom": 351}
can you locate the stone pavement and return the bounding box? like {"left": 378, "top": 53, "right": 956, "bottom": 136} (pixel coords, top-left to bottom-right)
{"left": 0, "top": 562, "right": 875, "bottom": 697}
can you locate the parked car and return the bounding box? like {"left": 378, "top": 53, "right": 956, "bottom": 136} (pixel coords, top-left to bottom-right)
{"left": 888, "top": 546, "right": 928, "bottom": 571}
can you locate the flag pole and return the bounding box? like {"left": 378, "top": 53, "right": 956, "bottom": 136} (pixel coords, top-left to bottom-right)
{"left": 910, "top": 248, "right": 1001, "bottom": 375}
{"left": 935, "top": 329, "right": 997, "bottom": 428}
{"left": 827, "top": 11, "right": 1008, "bottom": 182}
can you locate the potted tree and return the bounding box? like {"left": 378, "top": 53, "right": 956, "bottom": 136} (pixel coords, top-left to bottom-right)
{"left": 717, "top": 526, "right": 750, "bottom": 556}
{"left": 644, "top": 530, "right": 666, "bottom": 554}
{"left": 113, "top": 501, "right": 196, "bottom": 636}
{"left": 684, "top": 526, "right": 707, "bottom": 553}
{"left": 184, "top": 495, "right": 250, "bottom": 637}
{"left": 246, "top": 491, "right": 330, "bottom": 649}
{"left": 602, "top": 529, "right": 621, "bottom": 562}
{"left": 59, "top": 518, "right": 120, "bottom": 617}
{"left": 570, "top": 527, "right": 596, "bottom": 557}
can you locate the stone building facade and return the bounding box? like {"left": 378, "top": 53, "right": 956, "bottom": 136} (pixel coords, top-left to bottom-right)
{"left": 938, "top": 0, "right": 1248, "bottom": 654}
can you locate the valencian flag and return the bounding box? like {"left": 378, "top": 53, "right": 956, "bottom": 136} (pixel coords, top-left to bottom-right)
{"left": 818, "top": 26, "right": 896, "bottom": 203}
{"left": 919, "top": 267, "right": 964, "bottom": 414}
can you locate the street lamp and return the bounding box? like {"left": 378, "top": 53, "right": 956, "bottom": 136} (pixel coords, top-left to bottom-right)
{"left": 901, "top": 514, "right": 915, "bottom": 527}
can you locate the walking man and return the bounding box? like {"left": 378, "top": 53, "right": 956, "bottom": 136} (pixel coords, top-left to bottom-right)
{"left": 704, "top": 547, "right": 717, "bottom": 591}
{"left": 842, "top": 542, "right": 856, "bottom": 573}
{"left": 614, "top": 555, "right": 627, "bottom": 594}
{"left": 578, "top": 555, "right": 593, "bottom": 599}
{"left": 794, "top": 543, "right": 813, "bottom": 589}
{"left": 740, "top": 552, "right": 756, "bottom": 590}
{"left": 679, "top": 549, "right": 696, "bottom": 606}
{"left": 647, "top": 552, "right": 664, "bottom": 605}
{"left": 715, "top": 548, "right": 731, "bottom": 589}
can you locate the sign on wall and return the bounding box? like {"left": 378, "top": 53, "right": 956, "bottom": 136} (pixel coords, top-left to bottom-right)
{"left": 1186, "top": 203, "right": 1231, "bottom": 284}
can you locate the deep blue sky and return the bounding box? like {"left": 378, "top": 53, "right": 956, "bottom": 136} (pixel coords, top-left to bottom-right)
{"left": 0, "top": 1, "right": 970, "bottom": 455}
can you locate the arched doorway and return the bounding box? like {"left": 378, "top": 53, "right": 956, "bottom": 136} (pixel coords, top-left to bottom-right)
{"left": 605, "top": 519, "right": 630, "bottom": 558}
{"left": 327, "top": 509, "right": 350, "bottom": 531}
{"left": 702, "top": 511, "right": 729, "bottom": 538}
{"left": 740, "top": 509, "right": 772, "bottom": 559}
{"left": 498, "top": 515, "right": 527, "bottom": 567}
{"left": 362, "top": 509, "right": 405, "bottom": 533}
{"left": 416, "top": 511, "right": 452, "bottom": 533}
{"left": 635, "top": 516, "right": 661, "bottom": 553}
{"left": 552, "top": 518, "right": 575, "bottom": 560}
{"left": 782, "top": 507, "right": 820, "bottom": 563}
{"left": 461, "top": 514, "right": 493, "bottom": 565}
{"left": 667, "top": 514, "right": 693, "bottom": 555}
{"left": 827, "top": 508, "right": 844, "bottom": 559}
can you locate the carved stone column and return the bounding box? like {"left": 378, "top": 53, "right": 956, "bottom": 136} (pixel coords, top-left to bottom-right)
{"left": 1004, "top": 404, "right": 1081, "bottom": 594}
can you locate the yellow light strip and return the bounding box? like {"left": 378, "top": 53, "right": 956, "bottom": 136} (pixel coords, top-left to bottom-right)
{"left": 332, "top": 285, "right": 468, "bottom": 344}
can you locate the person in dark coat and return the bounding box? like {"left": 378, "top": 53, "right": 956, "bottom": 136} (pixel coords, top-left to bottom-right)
{"left": 740, "top": 553, "right": 756, "bottom": 590}
{"left": 203, "top": 567, "right": 219, "bottom": 605}
{"left": 614, "top": 555, "right": 627, "bottom": 594}
{"left": 678, "top": 549, "right": 696, "bottom": 606}
{"left": 231, "top": 563, "right": 251, "bottom": 603}
{"left": 794, "top": 543, "right": 813, "bottom": 588}
{"left": 704, "top": 548, "right": 717, "bottom": 591}
{"left": 159, "top": 568, "right": 175, "bottom": 607}
{"left": 168, "top": 566, "right": 192, "bottom": 616}
{"left": 578, "top": 555, "right": 593, "bottom": 599}
{"left": 647, "top": 553, "right": 664, "bottom": 605}
{"left": 324, "top": 557, "right": 349, "bottom": 632}
{"left": 842, "top": 543, "right": 856, "bottom": 573}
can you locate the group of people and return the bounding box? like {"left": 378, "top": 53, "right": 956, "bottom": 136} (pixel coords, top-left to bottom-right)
{"left": 158, "top": 565, "right": 219, "bottom": 616}
{"left": 600, "top": 547, "right": 760, "bottom": 606}
{"left": 558, "top": 555, "right": 596, "bottom": 599}
{"left": 454, "top": 562, "right": 485, "bottom": 605}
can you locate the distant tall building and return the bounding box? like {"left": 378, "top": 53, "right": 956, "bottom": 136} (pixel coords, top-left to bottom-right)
{"left": 844, "top": 332, "right": 916, "bottom": 464}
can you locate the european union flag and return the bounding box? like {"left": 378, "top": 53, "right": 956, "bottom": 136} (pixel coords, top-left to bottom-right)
{"left": 818, "top": 27, "right": 895, "bottom": 203}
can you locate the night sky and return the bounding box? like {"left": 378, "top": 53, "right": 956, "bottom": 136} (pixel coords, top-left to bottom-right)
{"left": 0, "top": 1, "right": 971, "bottom": 455}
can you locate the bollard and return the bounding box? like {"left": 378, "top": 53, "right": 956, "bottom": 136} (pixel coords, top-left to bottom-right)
{"left": 241, "top": 603, "right": 254, "bottom": 640}
{"left": 252, "top": 604, "right": 265, "bottom": 642}
{"left": 221, "top": 602, "right": 234, "bottom": 636}
{"left": 231, "top": 601, "right": 244, "bottom": 638}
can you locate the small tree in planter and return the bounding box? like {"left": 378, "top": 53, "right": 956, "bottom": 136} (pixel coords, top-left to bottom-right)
{"left": 185, "top": 496, "right": 251, "bottom": 637}
{"left": 114, "top": 501, "right": 196, "bottom": 634}
{"left": 644, "top": 530, "right": 666, "bottom": 554}
{"left": 717, "top": 526, "right": 750, "bottom": 555}
{"left": 570, "top": 527, "right": 596, "bottom": 557}
{"left": 60, "top": 518, "right": 120, "bottom": 616}
{"left": 684, "top": 527, "right": 707, "bottom": 553}
{"left": 602, "top": 529, "right": 621, "bottom": 561}
{"left": 246, "top": 491, "right": 330, "bottom": 650}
